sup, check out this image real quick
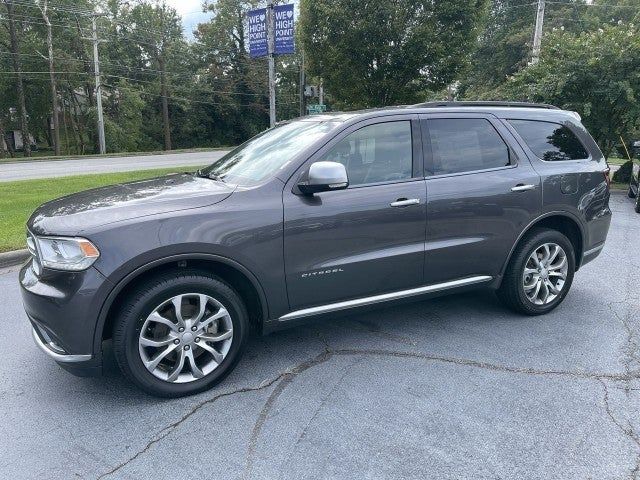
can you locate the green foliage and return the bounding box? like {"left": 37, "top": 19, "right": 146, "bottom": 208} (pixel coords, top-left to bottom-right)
{"left": 299, "top": 0, "right": 489, "bottom": 109}
{"left": 102, "top": 81, "right": 153, "bottom": 152}
{"left": 493, "top": 24, "right": 640, "bottom": 157}
{"left": 612, "top": 160, "right": 633, "bottom": 183}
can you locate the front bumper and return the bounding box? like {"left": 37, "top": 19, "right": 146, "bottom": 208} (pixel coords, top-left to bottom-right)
{"left": 20, "top": 259, "right": 109, "bottom": 376}
{"left": 31, "top": 324, "right": 91, "bottom": 362}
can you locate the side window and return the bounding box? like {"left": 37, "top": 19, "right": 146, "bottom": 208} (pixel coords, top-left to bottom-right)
{"left": 508, "top": 119, "right": 588, "bottom": 161}
{"left": 427, "top": 118, "right": 510, "bottom": 175}
{"left": 319, "top": 121, "right": 412, "bottom": 186}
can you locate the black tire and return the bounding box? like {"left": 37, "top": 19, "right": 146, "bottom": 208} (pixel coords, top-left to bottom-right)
{"left": 113, "top": 269, "right": 249, "bottom": 398}
{"left": 497, "top": 228, "right": 575, "bottom": 315}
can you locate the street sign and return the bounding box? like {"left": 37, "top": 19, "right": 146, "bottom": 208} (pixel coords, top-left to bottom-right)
{"left": 274, "top": 4, "right": 295, "bottom": 55}
{"left": 307, "top": 104, "right": 327, "bottom": 114}
{"left": 248, "top": 8, "right": 267, "bottom": 58}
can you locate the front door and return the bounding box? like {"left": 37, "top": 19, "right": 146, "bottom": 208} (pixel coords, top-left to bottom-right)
{"left": 420, "top": 113, "right": 542, "bottom": 285}
{"left": 283, "top": 116, "right": 426, "bottom": 311}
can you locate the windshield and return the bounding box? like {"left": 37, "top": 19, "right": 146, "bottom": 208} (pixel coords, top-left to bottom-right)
{"left": 199, "top": 119, "right": 344, "bottom": 185}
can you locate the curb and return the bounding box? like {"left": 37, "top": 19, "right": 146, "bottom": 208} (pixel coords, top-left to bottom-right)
{"left": 0, "top": 249, "right": 29, "bottom": 269}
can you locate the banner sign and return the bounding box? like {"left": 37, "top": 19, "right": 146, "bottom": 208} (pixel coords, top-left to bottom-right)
{"left": 274, "top": 4, "right": 295, "bottom": 55}
{"left": 247, "top": 4, "right": 295, "bottom": 58}
{"left": 248, "top": 8, "right": 267, "bottom": 58}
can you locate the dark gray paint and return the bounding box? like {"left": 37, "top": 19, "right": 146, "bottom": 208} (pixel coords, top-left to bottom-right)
{"left": 20, "top": 105, "right": 612, "bottom": 375}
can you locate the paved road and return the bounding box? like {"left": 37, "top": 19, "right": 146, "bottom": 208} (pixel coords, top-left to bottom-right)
{"left": 0, "top": 150, "right": 230, "bottom": 182}
{"left": 0, "top": 192, "right": 638, "bottom": 479}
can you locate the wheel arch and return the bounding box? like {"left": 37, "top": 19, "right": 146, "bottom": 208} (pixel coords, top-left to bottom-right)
{"left": 500, "top": 212, "right": 585, "bottom": 281}
{"left": 94, "top": 253, "right": 269, "bottom": 354}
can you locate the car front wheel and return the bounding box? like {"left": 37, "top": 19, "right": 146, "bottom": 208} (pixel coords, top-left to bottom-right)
{"left": 113, "top": 269, "right": 249, "bottom": 397}
{"left": 498, "top": 228, "right": 575, "bottom": 315}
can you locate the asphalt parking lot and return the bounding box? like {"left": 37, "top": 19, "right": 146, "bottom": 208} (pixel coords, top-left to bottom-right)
{"left": 1, "top": 191, "right": 638, "bottom": 480}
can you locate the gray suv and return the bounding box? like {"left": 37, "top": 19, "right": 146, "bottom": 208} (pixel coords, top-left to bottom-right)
{"left": 20, "top": 101, "right": 612, "bottom": 397}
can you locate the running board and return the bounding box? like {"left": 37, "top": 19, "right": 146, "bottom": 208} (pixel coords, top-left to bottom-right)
{"left": 278, "top": 275, "right": 493, "bottom": 322}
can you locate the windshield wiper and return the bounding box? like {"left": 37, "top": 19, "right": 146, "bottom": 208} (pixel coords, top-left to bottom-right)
{"left": 195, "top": 169, "right": 225, "bottom": 182}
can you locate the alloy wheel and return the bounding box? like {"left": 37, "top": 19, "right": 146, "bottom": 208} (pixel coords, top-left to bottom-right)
{"left": 522, "top": 242, "right": 568, "bottom": 305}
{"left": 138, "top": 293, "right": 233, "bottom": 383}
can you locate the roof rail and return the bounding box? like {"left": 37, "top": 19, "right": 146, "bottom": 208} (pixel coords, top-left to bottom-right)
{"left": 415, "top": 101, "right": 560, "bottom": 110}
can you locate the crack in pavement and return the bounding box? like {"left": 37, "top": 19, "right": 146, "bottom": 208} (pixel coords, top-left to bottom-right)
{"left": 276, "top": 357, "right": 363, "bottom": 480}
{"left": 96, "top": 347, "right": 640, "bottom": 480}
{"left": 95, "top": 374, "right": 288, "bottom": 480}
{"left": 242, "top": 350, "right": 333, "bottom": 480}
{"left": 608, "top": 301, "right": 640, "bottom": 381}
{"left": 598, "top": 379, "right": 640, "bottom": 480}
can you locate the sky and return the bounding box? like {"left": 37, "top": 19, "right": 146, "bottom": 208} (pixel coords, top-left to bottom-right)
{"left": 165, "top": 0, "right": 300, "bottom": 41}
{"left": 164, "top": 0, "right": 212, "bottom": 39}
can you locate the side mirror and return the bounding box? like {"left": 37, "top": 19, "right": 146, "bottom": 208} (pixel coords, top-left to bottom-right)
{"left": 298, "top": 161, "right": 349, "bottom": 195}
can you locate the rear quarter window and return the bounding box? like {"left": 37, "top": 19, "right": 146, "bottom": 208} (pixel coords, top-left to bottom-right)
{"left": 508, "top": 119, "right": 589, "bottom": 161}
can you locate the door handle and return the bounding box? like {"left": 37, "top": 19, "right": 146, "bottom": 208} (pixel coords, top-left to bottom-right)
{"left": 511, "top": 184, "right": 536, "bottom": 192}
{"left": 390, "top": 198, "right": 420, "bottom": 207}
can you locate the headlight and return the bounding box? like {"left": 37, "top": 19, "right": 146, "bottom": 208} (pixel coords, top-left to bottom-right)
{"left": 33, "top": 236, "right": 100, "bottom": 271}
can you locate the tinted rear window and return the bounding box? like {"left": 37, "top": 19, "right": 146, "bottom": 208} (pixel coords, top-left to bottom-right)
{"left": 427, "top": 118, "right": 510, "bottom": 175}
{"left": 509, "top": 119, "right": 588, "bottom": 161}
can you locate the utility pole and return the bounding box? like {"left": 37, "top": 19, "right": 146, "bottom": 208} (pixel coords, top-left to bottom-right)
{"left": 90, "top": 14, "right": 106, "bottom": 154}
{"left": 319, "top": 79, "right": 324, "bottom": 105}
{"left": 299, "top": 53, "right": 306, "bottom": 117}
{"left": 531, "top": 0, "right": 545, "bottom": 65}
{"left": 159, "top": 2, "right": 171, "bottom": 150}
{"left": 267, "top": 0, "right": 276, "bottom": 127}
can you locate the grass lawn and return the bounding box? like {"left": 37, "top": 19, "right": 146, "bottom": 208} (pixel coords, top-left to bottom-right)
{"left": 607, "top": 156, "right": 630, "bottom": 166}
{"left": 0, "top": 166, "right": 200, "bottom": 253}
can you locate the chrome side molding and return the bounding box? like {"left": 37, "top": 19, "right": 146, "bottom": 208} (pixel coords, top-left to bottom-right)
{"left": 278, "top": 275, "right": 493, "bottom": 321}
{"left": 583, "top": 244, "right": 604, "bottom": 257}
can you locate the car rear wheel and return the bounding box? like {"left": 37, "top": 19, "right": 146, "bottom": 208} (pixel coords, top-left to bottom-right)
{"left": 113, "top": 269, "right": 249, "bottom": 397}
{"left": 497, "top": 228, "right": 575, "bottom": 315}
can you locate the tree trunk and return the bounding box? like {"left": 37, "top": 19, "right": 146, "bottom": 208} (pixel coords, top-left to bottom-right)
{"left": 69, "top": 91, "right": 86, "bottom": 154}
{"left": 40, "top": 0, "right": 61, "bottom": 156}
{"left": 159, "top": 56, "right": 171, "bottom": 151}
{"left": 5, "top": 0, "right": 31, "bottom": 157}
{"left": 61, "top": 98, "right": 70, "bottom": 155}
{"left": 0, "top": 118, "right": 6, "bottom": 158}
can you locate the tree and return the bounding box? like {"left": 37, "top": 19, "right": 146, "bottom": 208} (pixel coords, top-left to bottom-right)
{"left": 299, "top": 0, "right": 489, "bottom": 109}
{"left": 3, "top": 0, "right": 31, "bottom": 156}
{"left": 497, "top": 24, "right": 640, "bottom": 157}
{"left": 193, "top": 0, "right": 269, "bottom": 143}
{"left": 37, "top": 0, "right": 60, "bottom": 155}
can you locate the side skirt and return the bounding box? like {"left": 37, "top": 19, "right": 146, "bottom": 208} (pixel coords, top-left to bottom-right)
{"left": 278, "top": 275, "right": 493, "bottom": 322}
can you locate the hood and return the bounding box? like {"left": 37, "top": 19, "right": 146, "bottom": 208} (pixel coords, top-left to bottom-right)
{"left": 28, "top": 173, "right": 235, "bottom": 235}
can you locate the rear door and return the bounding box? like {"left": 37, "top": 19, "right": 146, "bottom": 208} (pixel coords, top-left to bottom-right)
{"left": 420, "top": 113, "right": 542, "bottom": 285}
{"left": 283, "top": 115, "right": 426, "bottom": 311}
{"left": 504, "top": 117, "right": 612, "bottom": 253}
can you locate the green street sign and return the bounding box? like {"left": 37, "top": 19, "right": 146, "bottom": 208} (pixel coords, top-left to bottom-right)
{"left": 307, "top": 104, "right": 327, "bottom": 114}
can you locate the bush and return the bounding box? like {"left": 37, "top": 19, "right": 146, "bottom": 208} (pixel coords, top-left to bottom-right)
{"left": 612, "top": 160, "right": 633, "bottom": 183}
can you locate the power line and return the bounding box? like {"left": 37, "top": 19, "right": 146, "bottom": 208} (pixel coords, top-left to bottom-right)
{"left": 546, "top": 1, "right": 640, "bottom": 8}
